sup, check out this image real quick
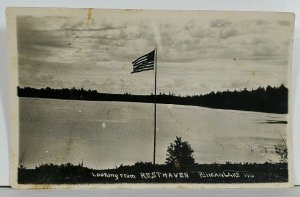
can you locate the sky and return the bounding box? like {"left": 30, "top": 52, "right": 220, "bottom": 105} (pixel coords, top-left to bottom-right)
{"left": 17, "top": 10, "right": 294, "bottom": 96}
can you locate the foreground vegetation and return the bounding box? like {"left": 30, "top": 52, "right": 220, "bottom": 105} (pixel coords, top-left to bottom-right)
{"left": 18, "top": 162, "right": 288, "bottom": 184}
{"left": 18, "top": 136, "right": 289, "bottom": 184}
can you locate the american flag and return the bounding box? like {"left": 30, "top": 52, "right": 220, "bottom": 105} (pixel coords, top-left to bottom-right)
{"left": 131, "top": 49, "right": 155, "bottom": 74}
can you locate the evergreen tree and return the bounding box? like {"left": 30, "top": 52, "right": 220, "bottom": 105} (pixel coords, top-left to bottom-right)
{"left": 166, "top": 136, "right": 195, "bottom": 170}
{"left": 274, "top": 143, "right": 288, "bottom": 163}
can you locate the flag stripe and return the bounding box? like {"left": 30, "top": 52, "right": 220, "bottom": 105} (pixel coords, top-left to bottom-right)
{"left": 131, "top": 67, "right": 154, "bottom": 74}
{"left": 133, "top": 59, "right": 152, "bottom": 67}
{"left": 132, "top": 56, "right": 154, "bottom": 67}
{"left": 134, "top": 63, "right": 154, "bottom": 69}
{"left": 133, "top": 61, "right": 154, "bottom": 68}
{"left": 134, "top": 50, "right": 154, "bottom": 62}
{"left": 133, "top": 60, "right": 148, "bottom": 68}
{"left": 132, "top": 54, "right": 148, "bottom": 64}
{"left": 134, "top": 63, "right": 154, "bottom": 70}
{"left": 133, "top": 67, "right": 154, "bottom": 72}
{"left": 132, "top": 56, "right": 147, "bottom": 64}
{"left": 133, "top": 65, "right": 154, "bottom": 71}
{"left": 133, "top": 64, "right": 154, "bottom": 72}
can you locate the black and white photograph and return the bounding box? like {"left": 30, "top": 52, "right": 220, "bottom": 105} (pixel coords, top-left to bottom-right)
{"left": 7, "top": 8, "right": 294, "bottom": 188}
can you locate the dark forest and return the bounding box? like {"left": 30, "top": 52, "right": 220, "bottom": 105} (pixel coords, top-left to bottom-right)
{"left": 17, "top": 84, "right": 288, "bottom": 114}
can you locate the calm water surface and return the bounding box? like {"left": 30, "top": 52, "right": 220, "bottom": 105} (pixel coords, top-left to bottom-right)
{"left": 19, "top": 98, "right": 287, "bottom": 169}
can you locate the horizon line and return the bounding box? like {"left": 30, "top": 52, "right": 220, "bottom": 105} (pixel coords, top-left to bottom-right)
{"left": 17, "top": 84, "right": 287, "bottom": 97}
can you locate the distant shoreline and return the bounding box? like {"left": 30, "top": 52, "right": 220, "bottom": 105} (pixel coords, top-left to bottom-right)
{"left": 17, "top": 85, "right": 288, "bottom": 114}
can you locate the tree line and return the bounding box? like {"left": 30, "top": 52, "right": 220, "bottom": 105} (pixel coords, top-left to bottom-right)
{"left": 17, "top": 84, "right": 288, "bottom": 114}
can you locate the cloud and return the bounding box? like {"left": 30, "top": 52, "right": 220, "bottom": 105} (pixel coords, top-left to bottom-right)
{"left": 277, "top": 20, "right": 291, "bottom": 26}
{"left": 19, "top": 69, "right": 63, "bottom": 88}
{"left": 231, "top": 80, "right": 251, "bottom": 89}
{"left": 252, "top": 20, "right": 270, "bottom": 26}
{"left": 250, "top": 36, "right": 270, "bottom": 45}
{"left": 219, "top": 28, "right": 238, "bottom": 39}
{"left": 211, "top": 20, "right": 231, "bottom": 28}
{"left": 252, "top": 44, "right": 280, "bottom": 57}
{"left": 16, "top": 12, "right": 292, "bottom": 95}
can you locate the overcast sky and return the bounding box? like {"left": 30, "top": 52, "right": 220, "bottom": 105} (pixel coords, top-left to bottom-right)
{"left": 17, "top": 10, "right": 294, "bottom": 95}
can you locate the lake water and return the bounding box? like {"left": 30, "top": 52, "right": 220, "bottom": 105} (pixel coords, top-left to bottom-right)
{"left": 19, "top": 98, "right": 288, "bottom": 169}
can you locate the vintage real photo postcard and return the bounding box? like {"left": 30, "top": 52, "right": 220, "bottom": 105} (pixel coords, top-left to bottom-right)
{"left": 7, "top": 8, "right": 295, "bottom": 188}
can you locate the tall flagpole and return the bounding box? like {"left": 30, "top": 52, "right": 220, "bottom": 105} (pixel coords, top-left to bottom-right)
{"left": 153, "top": 46, "right": 158, "bottom": 165}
